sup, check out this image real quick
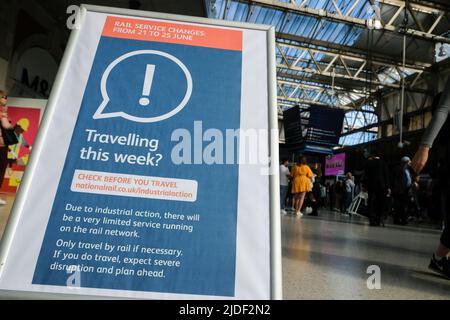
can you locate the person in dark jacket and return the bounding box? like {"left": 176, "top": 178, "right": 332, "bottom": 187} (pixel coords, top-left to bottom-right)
{"left": 361, "top": 150, "right": 390, "bottom": 226}
{"left": 411, "top": 77, "right": 450, "bottom": 280}
{"left": 392, "top": 156, "right": 414, "bottom": 225}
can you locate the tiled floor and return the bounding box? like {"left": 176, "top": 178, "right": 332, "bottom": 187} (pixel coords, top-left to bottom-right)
{"left": 282, "top": 210, "right": 450, "bottom": 299}
{"left": 0, "top": 195, "right": 449, "bottom": 299}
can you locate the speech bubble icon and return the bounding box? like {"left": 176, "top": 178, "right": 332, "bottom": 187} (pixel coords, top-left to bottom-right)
{"left": 93, "top": 50, "right": 193, "bottom": 123}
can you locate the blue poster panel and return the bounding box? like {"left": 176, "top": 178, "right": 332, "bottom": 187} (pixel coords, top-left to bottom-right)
{"left": 32, "top": 16, "right": 243, "bottom": 296}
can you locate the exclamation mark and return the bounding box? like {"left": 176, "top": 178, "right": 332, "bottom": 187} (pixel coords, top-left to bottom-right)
{"left": 139, "top": 64, "right": 155, "bottom": 106}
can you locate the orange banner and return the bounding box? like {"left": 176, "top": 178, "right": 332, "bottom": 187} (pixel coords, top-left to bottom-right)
{"left": 102, "top": 16, "right": 242, "bottom": 51}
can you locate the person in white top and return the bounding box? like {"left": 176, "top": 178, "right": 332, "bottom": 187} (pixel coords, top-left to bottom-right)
{"left": 343, "top": 172, "right": 355, "bottom": 212}
{"left": 279, "top": 159, "right": 290, "bottom": 214}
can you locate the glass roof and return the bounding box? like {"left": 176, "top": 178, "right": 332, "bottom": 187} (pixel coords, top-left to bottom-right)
{"left": 207, "top": 0, "right": 376, "bottom": 103}
{"left": 206, "top": 0, "right": 398, "bottom": 145}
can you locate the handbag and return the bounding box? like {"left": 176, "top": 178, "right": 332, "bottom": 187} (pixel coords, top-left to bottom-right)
{"left": 1, "top": 126, "right": 18, "bottom": 146}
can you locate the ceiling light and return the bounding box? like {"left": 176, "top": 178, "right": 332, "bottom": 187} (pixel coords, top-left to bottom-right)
{"left": 367, "top": 17, "right": 382, "bottom": 30}
{"left": 367, "top": 4, "right": 382, "bottom": 30}
{"left": 438, "top": 44, "right": 447, "bottom": 57}
{"left": 374, "top": 19, "right": 382, "bottom": 29}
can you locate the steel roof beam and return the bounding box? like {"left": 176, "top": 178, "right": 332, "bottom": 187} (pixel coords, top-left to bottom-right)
{"left": 277, "top": 69, "right": 377, "bottom": 91}
{"left": 277, "top": 66, "right": 429, "bottom": 101}
{"left": 278, "top": 80, "right": 368, "bottom": 109}
{"left": 340, "top": 122, "right": 379, "bottom": 137}
{"left": 277, "top": 97, "right": 347, "bottom": 109}
{"left": 276, "top": 32, "right": 432, "bottom": 67}
{"left": 277, "top": 62, "right": 421, "bottom": 91}
{"left": 276, "top": 52, "right": 373, "bottom": 79}
{"left": 349, "top": 67, "right": 432, "bottom": 108}
{"left": 239, "top": 0, "right": 450, "bottom": 44}
{"left": 378, "top": 0, "right": 449, "bottom": 14}
{"left": 278, "top": 79, "right": 359, "bottom": 94}
{"left": 277, "top": 41, "right": 429, "bottom": 73}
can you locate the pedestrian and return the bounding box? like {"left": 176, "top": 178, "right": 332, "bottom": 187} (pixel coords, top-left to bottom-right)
{"left": 0, "top": 90, "right": 14, "bottom": 205}
{"left": 343, "top": 172, "right": 355, "bottom": 213}
{"left": 361, "top": 150, "right": 390, "bottom": 226}
{"left": 290, "top": 155, "right": 314, "bottom": 216}
{"left": 392, "top": 156, "right": 414, "bottom": 225}
{"left": 411, "top": 77, "right": 450, "bottom": 279}
{"left": 279, "top": 159, "right": 290, "bottom": 214}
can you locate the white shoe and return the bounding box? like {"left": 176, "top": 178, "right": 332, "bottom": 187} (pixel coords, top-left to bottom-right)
{"left": 281, "top": 209, "right": 287, "bottom": 215}
{"left": 295, "top": 210, "right": 303, "bottom": 217}
{"left": 0, "top": 198, "right": 6, "bottom": 205}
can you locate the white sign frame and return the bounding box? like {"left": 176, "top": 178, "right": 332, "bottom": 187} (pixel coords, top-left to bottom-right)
{"left": 0, "top": 5, "right": 281, "bottom": 300}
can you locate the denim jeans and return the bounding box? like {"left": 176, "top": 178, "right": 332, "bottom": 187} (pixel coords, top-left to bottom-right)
{"left": 280, "top": 185, "right": 289, "bottom": 210}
